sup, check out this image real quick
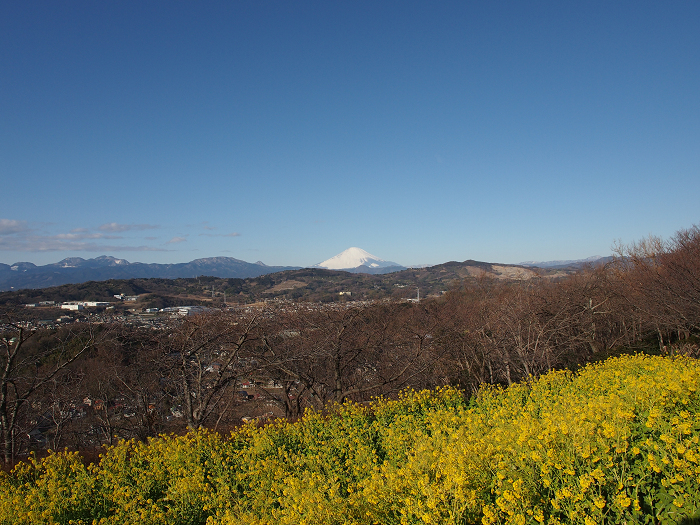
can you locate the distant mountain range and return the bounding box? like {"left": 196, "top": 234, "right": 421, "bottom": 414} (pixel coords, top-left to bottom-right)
{"left": 0, "top": 250, "right": 611, "bottom": 291}
{"left": 0, "top": 256, "right": 300, "bottom": 291}
{"left": 519, "top": 256, "right": 613, "bottom": 269}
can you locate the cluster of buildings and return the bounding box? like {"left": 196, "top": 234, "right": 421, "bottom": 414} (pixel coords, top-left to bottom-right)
{"left": 23, "top": 300, "right": 56, "bottom": 307}
{"left": 160, "top": 305, "right": 210, "bottom": 316}
{"left": 24, "top": 294, "right": 143, "bottom": 311}
{"left": 113, "top": 294, "right": 140, "bottom": 301}
{"left": 22, "top": 296, "right": 212, "bottom": 320}
{"left": 59, "top": 301, "right": 112, "bottom": 311}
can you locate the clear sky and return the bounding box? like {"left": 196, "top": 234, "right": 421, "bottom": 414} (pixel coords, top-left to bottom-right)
{"left": 1, "top": 1, "right": 698, "bottom": 267}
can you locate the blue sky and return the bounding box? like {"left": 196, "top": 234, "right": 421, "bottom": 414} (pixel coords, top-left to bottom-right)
{"left": 1, "top": 1, "right": 698, "bottom": 267}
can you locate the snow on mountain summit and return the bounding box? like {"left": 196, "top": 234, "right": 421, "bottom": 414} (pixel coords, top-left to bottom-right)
{"left": 314, "top": 247, "right": 400, "bottom": 270}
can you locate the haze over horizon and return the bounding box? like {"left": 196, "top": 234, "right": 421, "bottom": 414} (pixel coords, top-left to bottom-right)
{"left": 2, "top": 1, "right": 698, "bottom": 268}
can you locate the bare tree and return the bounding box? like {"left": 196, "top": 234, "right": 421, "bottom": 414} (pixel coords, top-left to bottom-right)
{"left": 0, "top": 318, "right": 104, "bottom": 465}
{"left": 259, "top": 302, "right": 444, "bottom": 415}
{"left": 158, "top": 310, "right": 262, "bottom": 429}
{"left": 438, "top": 270, "right": 628, "bottom": 390}
{"left": 612, "top": 225, "right": 700, "bottom": 347}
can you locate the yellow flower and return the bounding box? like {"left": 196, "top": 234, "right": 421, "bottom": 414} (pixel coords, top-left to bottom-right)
{"left": 616, "top": 494, "right": 631, "bottom": 509}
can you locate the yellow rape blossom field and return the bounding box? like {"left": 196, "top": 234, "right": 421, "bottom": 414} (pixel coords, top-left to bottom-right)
{"left": 1, "top": 354, "right": 699, "bottom": 525}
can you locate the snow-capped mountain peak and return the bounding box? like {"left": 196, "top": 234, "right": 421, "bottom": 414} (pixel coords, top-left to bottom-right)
{"left": 314, "top": 247, "right": 401, "bottom": 270}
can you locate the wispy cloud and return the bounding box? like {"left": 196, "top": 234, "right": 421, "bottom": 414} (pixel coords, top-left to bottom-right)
{"left": 0, "top": 219, "right": 30, "bottom": 235}
{"left": 98, "top": 223, "right": 159, "bottom": 233}
{"left": 0, "top": 235, "right": 165, "bottom": 253}
{"left": 166, "top": 237, "right": 187, "bottom": 244}
{"left": 199, "top": 232, "right": 241, "bottom": 238}
{"left": 0, "top": 219, "right": 165, "bottom": 253}
{"left": 56, "top": 232, "right": 120, "bottom": 240}
{"left": 0, "top": 219, "right": 172, "bottom": 253}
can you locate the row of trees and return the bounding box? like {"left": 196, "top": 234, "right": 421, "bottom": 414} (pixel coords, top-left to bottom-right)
{"left": 2, "top": 225, "right": 699, "bottom": 465}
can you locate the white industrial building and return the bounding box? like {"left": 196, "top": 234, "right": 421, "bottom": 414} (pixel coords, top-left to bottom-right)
{"left": 60, "top": 303, "right": 84, "bottom": 311}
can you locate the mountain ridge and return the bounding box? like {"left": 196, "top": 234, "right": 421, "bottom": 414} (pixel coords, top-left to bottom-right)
{"left": 519, "top": 256, "right": 613, "bottom": 269}
{"left": 0, "top": 252, "right": 608, "bottom": 292}
{"left": 0, "top": 256, "right": 300, "bottom": 291}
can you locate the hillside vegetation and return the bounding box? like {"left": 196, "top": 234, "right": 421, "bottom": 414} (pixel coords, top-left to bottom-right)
{"left": 1, "top": 225, "right": 700, "bottom": 524}
{"left": 1, "top": 354, "right": 699, "bottom": 525}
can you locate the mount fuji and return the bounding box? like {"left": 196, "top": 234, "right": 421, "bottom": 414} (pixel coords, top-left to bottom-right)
{"left": 312, "top": 247, "right": 406, "bottom": 275}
